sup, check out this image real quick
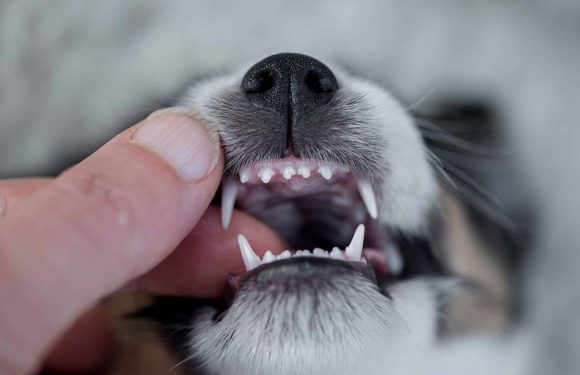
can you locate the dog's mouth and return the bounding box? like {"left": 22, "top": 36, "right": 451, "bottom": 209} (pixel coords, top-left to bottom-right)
{"left": 220, "top": 157, "right": 405, "bottom": 284}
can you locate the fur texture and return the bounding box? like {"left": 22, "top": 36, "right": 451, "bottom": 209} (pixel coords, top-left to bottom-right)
{"left": 2, "top": 1, "right": 579, "bottom": 374}
{"left": 165, "top": 55, "right": 451, "bottom": 375}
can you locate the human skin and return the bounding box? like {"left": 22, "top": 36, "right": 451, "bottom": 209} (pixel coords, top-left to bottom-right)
{"left": 0, "top": 109, "right": 284, "bottom": 374}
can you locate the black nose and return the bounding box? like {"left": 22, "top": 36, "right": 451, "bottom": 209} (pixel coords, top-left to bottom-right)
{"left": 241, "top": 53, "right": 338, "bottom": 151}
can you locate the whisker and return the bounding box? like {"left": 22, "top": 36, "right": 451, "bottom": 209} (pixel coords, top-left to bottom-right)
{"left": 169, "top": 356, "right": 194, "bottom": 373}
{"left": 442, "top": 162, "right": 504, "bottom": 209}
{"left": 428, "top": 147, "right": 502, "bottom": 172}
{"left": 405, "top": 86, "right": 445, "bottom": 112}
{"left": 416, "top": 117, "right": 510, "bottom": 155}
{"left": 450, "top": 180, "right": 518, "bottom": 232}
{"left": 420, "top": 128, "right": 502, "bottom": 157}
{"left": 425, "top": 148, "right": 457, "bottom": 191}
{"left": 417, "top": 112, "right": 519, "bottom": 232}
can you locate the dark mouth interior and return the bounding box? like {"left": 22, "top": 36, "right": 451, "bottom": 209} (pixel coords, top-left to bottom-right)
{"left": 238, "top": 173, "right": 366, "bottom": 250}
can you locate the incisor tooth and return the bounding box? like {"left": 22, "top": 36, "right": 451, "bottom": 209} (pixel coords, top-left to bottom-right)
{"left": 237, "top": 235, "right": 260, "bottom": 271}
{"left": 313, "top": 248, "right": 326, "bottom": 257}
{"left": 278, "top": 250, "right": 291, "bottom": 260}
{"left": 258, "top": 167, "right": 274, "bottom": 183}
{"left": 221, "top": 180, "right": 237, "bottom": 229}
{"left": 319, "top": 166, "right": 333, "bottom": 180}
{"left": 330, "top": 247, "right": 343, "bottom": 260}
{"left": 298, "top": 166, "right": 311, "bottom": 178}
{"left": 356, "top": 178, "right": 378, "bottom": 219}
{"left": 262, "top": 250, "right": 275, "bottom": 264}
{"left": 239, "top": 169, "right": 250, "bottom": 183}
{"left": 282, "top": 166, "right": 295, "bottom": 180}
{"left": 345, "top": 224, "right": 365, "bottom": 261}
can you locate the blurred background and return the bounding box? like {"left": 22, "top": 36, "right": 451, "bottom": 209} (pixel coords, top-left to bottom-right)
{"left": 1, "top": 1, "right": 579, "bottom": 373}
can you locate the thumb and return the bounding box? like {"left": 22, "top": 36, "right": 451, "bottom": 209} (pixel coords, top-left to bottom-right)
{"left": 0, "top": 107, "right": 223, "bottom": 374}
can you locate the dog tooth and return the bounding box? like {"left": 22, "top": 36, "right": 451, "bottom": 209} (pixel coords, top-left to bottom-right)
{"left": 239, "top": 169, "right": 250, "bottom": 183}
{"left": 330, "top": 247, "right": 343, "bottom": 260}
{"left": 345, "top": 224, "right": 365, "bottom": 261}
{"left": 298, "top": 166, "right": 311, "bottom": 178}
{"left": 319, "top": 166, "right": 333, "bottom": 180}
{"left": 278, "top": 250, "right": 291, "bottom": 260}
{"left": 282, "top": 166, "right": 296, "bottom": 180}
{"left": 221, "top": 180, "right": 237, "bottom": 229}
{"left": 313, "top": 248, "right": 326, "bottom": 257}
{"left": 386, "top": 245, "right": 404, "bottom": 275}
{"left": 258, "top": 167, "right": 274, "bottom": 183}
{"left": 262, "top": 250, "right": 275, "bottom": 264}
{"left": 356, "top": 177, "right": 378, "bottom": 219}
{"left": 237, "top": 235, "right": 261, "bottom": 271}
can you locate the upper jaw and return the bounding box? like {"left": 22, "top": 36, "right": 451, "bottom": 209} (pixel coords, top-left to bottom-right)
{"left": 221, "top": 157, "right": 378, "bottom": 230}
{"left": 219, "top": 157, "right": 404, "bottom": 279}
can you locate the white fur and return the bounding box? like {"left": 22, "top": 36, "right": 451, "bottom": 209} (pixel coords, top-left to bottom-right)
{"left": 334, "top": 70, "right": 439, "bottom": 234}
{"left": 190, "top": 277, "right": 440, "bottom": 375}
{"left": 2, "top": 2, "right": 578, "bottom": 373}
{"left": 180, "top": 64, "right": 439, "bottom": 235}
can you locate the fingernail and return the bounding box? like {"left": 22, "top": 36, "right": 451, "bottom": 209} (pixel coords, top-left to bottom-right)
{"left": 132, "top": 107, "right": 220, "bottom": 182}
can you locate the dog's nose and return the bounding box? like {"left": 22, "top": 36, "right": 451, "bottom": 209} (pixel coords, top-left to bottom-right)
{"left": 241, "top": 53, "right": 338, "bottom": 150}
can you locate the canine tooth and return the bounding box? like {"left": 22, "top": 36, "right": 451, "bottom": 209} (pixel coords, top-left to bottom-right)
{"left": 221, "top": 180, "right": 237, "bottom": 229}
{"left": 319, "top": 166, "right": 333, "bottom": 180}
{"left": 237, "top": 235, "right": 261, "bottom": 271}
{"left": 298, "top": 166, "right": 311, "bottom": 178}
{"left": 313, "top": 248, "right": 326, "bottom": 257}
{"left": 262, "top": 250, "right": 275, "bottom": 264}
{"left": 278, "top": 250, "right": 291, "bottom": 260}
{"left": 258, "top": 167, "right": 274, "bottom": 183}
{"left": 345, "top": 224, "right": 365, "bottom": 261}
{"left": 330, "top": 247, "right": 343, "bottom": 260}
{"left": 356, "top": 178, "right": 378, "bottom": 219}
{"left": 239, "top": 169, "right": 250, "bottom": 183}
{"left": 386, "top": 245, "right": 404, "bottom": 275}
{"left": 282, "top": 166, "right": 296, "bottom": 180}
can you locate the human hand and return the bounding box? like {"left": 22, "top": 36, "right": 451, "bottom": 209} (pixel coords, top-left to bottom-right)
{"left": 0, "top": 108, "right": 284, "bottom": 374}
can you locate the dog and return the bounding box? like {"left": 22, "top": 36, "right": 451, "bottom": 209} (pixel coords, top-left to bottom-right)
{"left": 103, "top": 52, "right": 522, "bottom": 375}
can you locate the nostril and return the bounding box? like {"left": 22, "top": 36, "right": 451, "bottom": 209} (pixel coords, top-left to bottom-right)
{"left": 241, "top": 53, "right": 338, "bottom": 121}
{"left": 305, "top": 70, "right": 336, "bottom": 94}
{"left": 242, "top": 69, "right": 275, "bottom": 94}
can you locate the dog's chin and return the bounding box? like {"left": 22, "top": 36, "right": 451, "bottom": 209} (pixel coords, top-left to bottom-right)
{"left": 188, "top": 258, "right": 440, "bottom": 375}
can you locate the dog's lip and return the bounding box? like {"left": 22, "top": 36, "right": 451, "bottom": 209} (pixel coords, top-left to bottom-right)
{"left": 241, "top": 256, "right": 377, "bottom": 283}
{"left": 224, "top": 257, "right": 381, "bottom": 305}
